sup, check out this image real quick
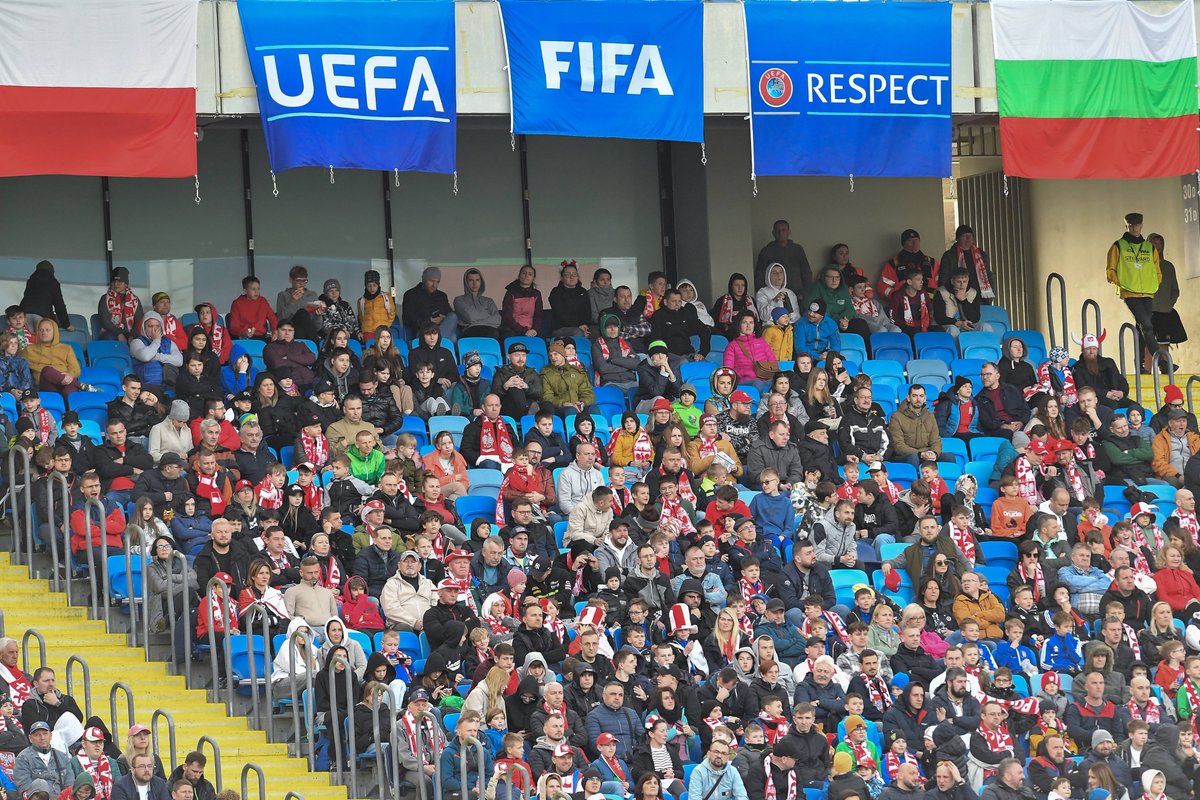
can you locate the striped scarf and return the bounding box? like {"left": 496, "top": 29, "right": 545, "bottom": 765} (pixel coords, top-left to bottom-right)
{"left": 861, "top": 672, "right": 892, "bottom": 712}
{"left": 0, "top": 665, "right": 31, "bottom": 711}
{"left": 739, "top": 578, "right": 764, "bottom": 606}
{"left": 104, "top": 289, "right": 139, "bottom": 334}
{"left": 955, "top": 245, "right": 994, "bottom": 300}
{"left": 1176, "top": 510, "right": 1200, "bottom": 546}
{"left": 1127, "top": 699, "right": 1161, "bottom": 724}
{"left": 886, "top": 751, "right": 919, "bottom": 779}
{"left": 76, "top": 752, "right": 114, "bottom": 800}
{"left": 948, "top": 522, "right": 976, "bottom": 565}
{"left": 1015, "top": 456, "right": 1040, "bottom": 505}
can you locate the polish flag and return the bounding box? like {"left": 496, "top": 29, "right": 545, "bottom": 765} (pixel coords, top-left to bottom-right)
{"left": 0, "top": 0, "right": 199, "bottom": 178}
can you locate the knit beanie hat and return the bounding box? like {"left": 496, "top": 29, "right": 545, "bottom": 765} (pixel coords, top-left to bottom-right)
{"left": 507, "top": 568, "right": 526, "bottom": 589}
{"left": 832, "top": 751, "right": 854, "bottom": 775}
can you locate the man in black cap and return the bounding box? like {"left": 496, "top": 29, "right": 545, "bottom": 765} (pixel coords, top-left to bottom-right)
{"left": 263, "top": 319, "right": 317, "bottom": 388}
{"left": 878, "top": 229, "right": 938, "bottom": 302}
{"left": 755, "top": 219, "right": 813, "bottom": 295}
{"left": 97, "top": 266, "right": 144, "bottom": 342}
{"left": 797, "top": 419, "right": 837, "bottom": 482}
{"left": 794, "top": 299, "right": 841, "bottom": 359}
{"left": 491, "top": 342, "right": 544, "bottom": 419}
{"left": 940, "top": 224, "right": 996, "bottom": 302}
{"left": 394, "top": 687, "right": 443, "bottom": 796}
{"left": 526, "top": 553, "right": 576, "bottom": 615}
{"left": 744, "top": 734, "right": 805, "bottom": 800}
{"left": 1107, "top": 211, "right": 1162, "bottom": 368}
{"left": 130, "top": 451, "right": 189, "bottom": 516}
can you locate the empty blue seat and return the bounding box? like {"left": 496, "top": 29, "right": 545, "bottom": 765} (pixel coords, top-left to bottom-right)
{"left": 861, "top": 359, "right": 906, "bottom": 389}
{"left": 883, "top": 462, "right": 919, "bottom": 482}
{"left": 906, "top": 358, "right": 950, "bottom": 385}
{"left": 87, "top": 340, "right": 132, "bottom": 371}
{"left": 914, "top": 332, "right": 957, "bottom": 365}
{"left": 979, "top": 306, "right": 1011, "bottom": 337}
{"left": 429, "top": 417, "right": 470, "bottom": 439}
{"left": 969, "top": 436, "right": 1007, "bottom": 462}
{"left": 950, "top": 358, "right": 987, "bottom": 382}
{"left": 964, "top": 460, "right": 994, "bottom": 486}
{"left": 980, "top": 541, "right": 1018, "bottom": 571}
{"left": 456, "top": 496, "right": 495, "bottom": 525}
{"left": 837, "top": 333, "right": 867, "bottom": 365}
{"left": 79, "top": 366, "right": 122, "bottom": 395}
{"left": 680, "top": 362, "right": 717, "bottom": 385}
{"left": 830, "top": 569, "right": 869, "bottom": 606}
{"left": 466, "top": 469, "right": 504, "bottom": 490}
{"left": 941, "top": 437, "right": 968, "bottom": 466}
{"left": 958, "top": 331, "right": 1002, "bottom": 361}
{"left": 870, "top": 332, "right": 913, "bottom": 365}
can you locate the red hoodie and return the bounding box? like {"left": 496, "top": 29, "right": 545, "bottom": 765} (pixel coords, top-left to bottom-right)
{"left": 228, "top": 295, "right": 279, "bottom": 339}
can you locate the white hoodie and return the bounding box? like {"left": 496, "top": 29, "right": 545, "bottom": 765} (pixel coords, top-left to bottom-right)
{"left": 755, "top": 263, "right": 800, "bottom": 324}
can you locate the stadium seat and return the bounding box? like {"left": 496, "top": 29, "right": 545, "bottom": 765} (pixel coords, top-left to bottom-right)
{"left": 456, "top": 496, "right": 494, "bottom": 525}
{"left": 504, "top": 336, "right": 547, "bottom": 360}
{"left": 871, "top": 568, "right": 913, "bottom": 605}
{"left": 939, "top": 462, "right": 962, "bottom": 482}
{"left": 980, "top": 541, "right": 1018, "bottom": 572}
{"left": 106, "top": 555, "right": 143, "bottom": 603}
{"left": 594, "top": 385, "right": 627, "bottom": 410}
{"left": 1010, "top": 330, "right": 1047, "bottom": 364}
{"left": 905, "top": 359, "right": 950, "bottom": 386}
{"left": 958, "top": 331, "right": 1002, "bottom": 362}
{"left": 399, "top": 416, "right": 428, "bottom": 448}
{"left": 680, "top": 362, "right": 717, "bottom": 385}
{"left": 979, "top": 306, "right": 1011, "bottom": 337}
{"left": 837, "top": 333, "right": 867, "bottom": 365}
{"left": 950, "top": 358, "right": 986, "bottom": 383}
{"left": 941, "top": 437, "right": 968, "bottom": 467}
{"left": 861, "top": 360, "right": 905, "bottom": 390}
{"left": 68, "top": 314, "right": 90, "bottom": 339}
{"left": 554, "top": 520, "right": 567, "bottom": 548}
{"left": 879, "top": 542, "right": 910, "bottom": 561}
{"left": 914, "top": 332, "right": 957, "bottom": 365}
{"left": 458, "top": 337, "right": 503, "bottom": 368}
{"left": 1135, "top": 485, "right": 1176, "bottom": 503}
{"left": 830, "top": 569, "right": 869, "bottom": 607}
{"left": 38, "top": 392, "right": 66, "bottom": 416}
{"left": 883, "top": 462, "right": 918, "bottom": 483}
{"left": 79, "top": 366, "right": 122, "bottom": 396}
{"left": 565, "top": 414, "right": 610, "bottom": 435}
{"left": 466, "top": 469, "right": 504, "bottom": 491}
{"left": 87, "top": 341, "right": 133, "bottom": 373}
{"left": 78, "top": 416, "right": 106, "bottom": 439}
{"left": 429, "top": 417, "right": 470, "bottom": 440}
{"left": 0, "top": 392, "right": 15, "bottom": 423}
{"left": 61, "top": 333, "right": 86, "bottom": 367}
{"left": 870, "top": 332, "right": 913, "bottom": 365}
{"left": 969, "top": 437, "right": 1006, "bottom": 463}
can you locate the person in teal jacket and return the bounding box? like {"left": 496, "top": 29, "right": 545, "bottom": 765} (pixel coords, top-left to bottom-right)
{"left": 793, "top": 300, "right": 842, "bottom": 359}
{"left": 441, "top": 710, "right": 495, "bottom": 797}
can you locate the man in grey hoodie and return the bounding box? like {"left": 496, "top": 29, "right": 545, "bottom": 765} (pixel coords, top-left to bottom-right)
{"left": 453, "top": 268, "right": 502, "bottom": 338}
{"left": 812, "top": 499, "right": 859, "bottom": 568}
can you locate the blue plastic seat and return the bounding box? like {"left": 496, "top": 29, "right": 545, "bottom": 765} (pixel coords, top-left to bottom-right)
{"left": 553, "top": 520, "right": 567, "bottom": 548}
{"left": 969, "top": 436, "right": 1007, "bottom": 462}
{"left": 87, "top": 340, "right": 132, "bottom": 370}
{"left": 680, "top": 362, "right": 717, "bottom": 385}
{"left": 870, "top": 332, "right": 914, "bottom": 365}
{"left": 399, "top": 416, "right": 428, "bottom": 448}
{"left": 939, "top": 462, "right": 962, "bottom": 482}
{"left": 830, "top": 569, "right": 869, "bottom": 607}
{"left": 979, "top": 306, "right": 1011, "bottom": 337}
{"left": 959, "top": 331, "right": 1002, "bottom": 362}
{"left": 1010, "top": 330, "right": 1047, "bottom": 365}
{"left": 950, "top": 358, "right": 987, "bottom": 383}
{"left": 980, "top": 541, "right": 1018, "bottom": 572}
{"left": 565, "top": 414, "right": 610, "bottom": 435}
{"left": 107, "top": 555, "right": 143, "bottom": 602}
{"left": 837, "top": 333, "right": 867, "bottom": 365}
{"left": 1136, "top": 485, "right": 1177, "bottom": 503}
{"left": 38, "top": 392, "right": 66, "bottom": 416}
{"left": 61, "top": 334, "right": 86, "bottom": 368}
{"left": 466, "top": 469, "right": 504, "bottom": 490}
{"left": 879, "top": 542, "right": 910, "bottom": 561}
{"left": 883, "top": 462, "right": 918, "bottom": 483}
{"left": 914, "top": 332, "right": 957, "bottom": 365}
{"left": 456, "top": 496, "right": 495, "bottom": 526}
{"left": 458, "top": 337, "right": 503, "bottom": 368}
{"left": 861, "top": 359, "right": 906, "bottom": 390}
{"left": 906, "top": 358, "right": 950, "bottom": 386}
{"left": 594, "top": 385, "right": 627, "bottom": 410}
{"left": 429, "top": 416, "right": 470, "bottom": 440}
{"left": 871, "top": 568, "right": 913, "bottom": 605}
{"left": 503, "top": 337, "right": 547, "bottom": 360}
{"left": 939, "top": 437, "right": 968, "bottom": 467}
{"left": 79, "top": 366, "right": 122, "bottom": 395}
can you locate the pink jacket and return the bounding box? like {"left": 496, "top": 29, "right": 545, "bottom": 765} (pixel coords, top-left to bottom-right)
{"left": 723, "top": 334, "right": 776, "bottom": 382}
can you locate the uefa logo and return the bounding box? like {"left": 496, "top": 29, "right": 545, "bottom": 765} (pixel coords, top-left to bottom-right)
{"left": 759, "top": 68, "right": 792, "bottom": 108}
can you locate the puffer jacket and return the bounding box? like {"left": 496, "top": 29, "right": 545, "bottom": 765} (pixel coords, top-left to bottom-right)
{"left": 592, "top": 333, "right": 640, "bottom": 385}
{"left": 762, "top": 320, "right": 793, "bottom": 361}
{"left": 0, "top": 352, "right": 33, "bottom": 393}
{"left": 1150, "top": 425, "right": 1200, "bottom": 480}
{"left": 24, "top": 319, "right": 80, "bottom": 383}
{"left": 935, "top": 392, "right": 980, "bottom": 436}
{"left": 838, "top": 404, "right": 892, "bottom": 462}
{"left": 540, "top": 363, "right": 594, "bottom": 408}
{"left": 453, "top": 268, "right": 502, "bottom": 329}
{"left": 888, "top": 402, "right": 943, "bottom": 458}
{"left": 723, "top": 334, "right": 777, "bottom": 384}
{"left": 548, "top": 281, "right": 591, "bottom": 330}
{"left": 812, "top": 507, "right": 857, "bottom": 566}
{"left": 501, "top": 279, "right": 544, "bottom": 334}
{"left": 357, "top": 290, "right": 395, "bottom": 333}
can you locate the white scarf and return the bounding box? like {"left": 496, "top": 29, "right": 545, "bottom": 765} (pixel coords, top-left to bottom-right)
{"left": 1176, "top": 510, "right": 1200, "bottom": 546}
{"left": 0, "top": 664, "right": 31, "bottom": 711}
{"left": 763, "top": 754, "right": 797, "bottom": 800}
{"left": 1015, "top": 457, "right": 1041, "bottom": 505}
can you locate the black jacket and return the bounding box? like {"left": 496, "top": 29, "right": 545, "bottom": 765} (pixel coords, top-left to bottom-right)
{"left": 744, "top": 753, "right": 803, "bottom": 800}
{"left": 19, "top": 690, "right": 83, "bottom": 731}
{"left": 166, "top": 765, "right": 216, "bottom": 800}
{"left": 781, "top": 727, "right": 831, "bottom": 786}
{"left": 974, "top": 383, "right": 1031, "bottom": 436}
{"left": 193, "top": 539, "right": 252, "bottom": 596}
{"left": 21, "top": 262, "right": 71, "bottom": 327}
{"left": 796, "top": 438, "right": 837, "bottom": 483}
{"left": 421, "top": 601, "right": 481, "bottom": 652}
{"left": 777, "top": 562, "right": 836, "bottom": 610}
{"left": 91, "top": 440, "right": 155, "bottom": 493}
{"left": 407, "top": 342, "right": 458, "bottom": 385}
{"left": 512, "top": 624, "right": 566, "bottom": 667}
{"left": 631, "top": 742, "right": 683, "bottom": 783}
{"left": 1141, "top": 724, "right": 1198, "bottom": 800}
{"left": 372, "top": 489, "right": 420, "bottom": 533}
{"left": 130, "top": 469, "right": 190, "bottom": 515}
{"left": 548, "top": 284, "right": 592, "bottom": 330}
{"left": 838, "top": 405, "right": 891, "bottom": 463}
{"left": 635, "top": 360, "right": 682, "bottom": 405}
{"left": 106, "top": 398, "right": 161, "bottom": 438}
{"left": 352, "top": 544, "right": 401, "bottom": 598}
{"left": 649, "top": 304, "right": 709, "bottom": 357}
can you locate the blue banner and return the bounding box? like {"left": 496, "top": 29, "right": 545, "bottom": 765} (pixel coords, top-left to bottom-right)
{"left": 499, "top": 0, "right": 703, "bottom": 143}
{"left": 238, "top": 0, "right": 455, "bottom": 174}
{"left": 745, "top": 2, "right": 951, "bottom": 178}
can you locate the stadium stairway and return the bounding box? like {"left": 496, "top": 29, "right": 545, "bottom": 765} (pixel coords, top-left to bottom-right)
{"left": 0, "top": 552, "right": 349, "bottom": 800}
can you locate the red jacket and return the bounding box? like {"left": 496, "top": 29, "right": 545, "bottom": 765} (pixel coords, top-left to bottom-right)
{"left": 1153, "top": 567, "right": 1200, "bottom": 611}
{"left": 69, "top": 500, "right": 126, "bottom": 553}
{"left": 190, "top": 418, "right": 241, "bottom": 452}
{"left": 228, "top": 295, "right": 279, "bottom": 339}
{"left": 341, "top": 594, "right": 385, "bottom": 632}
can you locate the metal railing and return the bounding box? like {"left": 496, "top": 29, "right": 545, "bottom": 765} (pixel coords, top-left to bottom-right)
{"left": 498, "top": 761, "right": 532, "bottom": 800}
{"left": 283, "top": 794, "right": 306, "bottom": 800}
{"left": 412, "top": 709, "right": 444, "bottom": 800}
{"left": 239, "top": 601, "right": 274, "bottom": 732}
{"left": 368, "top": 684, "right": 390, "bottom": 799}
{"left": 287, "top": 625, "right": 317, "bottom": 770}
{"left": 64, "top": 655, "right": 93, "bottom": 719}
{"left": 0, "top": 608, "right": 5, "bottom": 638}
{"left": 328, "top": 654, "right": 359, "bottom": 797}
{"left": 163, "top": 550, "right": 191, "bottom": 687}
{"left": 151, "top": 708, "right": 178, "bottom": 774}
{"left": 109, "top": 681, "right": 134, "bottom": 739}
{"left": 1045, "top": 272, "right": 1067, "bottom": 350}
{"left": 120, "top": 530, "right": 150, "bottom": 658}
{"left": 21, "top": 628, "right": 45, "bottom": 672}
{"left": 1151, "top": 350, "right": 1178, "bottom": 410}
{"left": 203, "top": 577, "right": 235, "bottom": 713}
{"left": 81, "top": 497, "right": 105, "bottom": 624}
{"left": 44, "top": 472, "right": 69, "bottom": 601}
{"left": 458, "top": 735, "right": 487, "bottom": 800}
{"left": 241, "top": 762, "right": 266, "bottom": 800}
{"left": 196, "top": 735, "right": 223, "bottom": 794}
{"left": 1118, "top": 322, "right": 1144, "bottom": 408}
{"left": 1186, "top": 375, "right": 1200, "bottom": 414}
{"left": 1080, "top": 299, "right": 1102, "bottom": 348}
{"left": 6, "top": 447, "right": 31, "bottom": 566}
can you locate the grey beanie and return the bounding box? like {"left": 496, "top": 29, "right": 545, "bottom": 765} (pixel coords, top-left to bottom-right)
{"left": 323, "top": 279, "right": 340, "bottom": 294}
{"left": 169, "top": 399, "right": 190, "bottom": 421}
{"left": 422, "top": 267, "right": 442, "bottom": 282}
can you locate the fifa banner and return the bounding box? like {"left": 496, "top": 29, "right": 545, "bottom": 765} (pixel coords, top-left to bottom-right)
{"left": 238, "top": 0, "right": 456, "bottom": 173}
{"left": 498, "top": 0, "right": 704, "bottom": 142}
{"left": 745, "top": 2, "right": 952, "bottom": 178}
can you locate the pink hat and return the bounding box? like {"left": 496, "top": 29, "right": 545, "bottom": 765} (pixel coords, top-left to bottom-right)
{"left": 507, "top": 568, "right": 527, "bottom": 589}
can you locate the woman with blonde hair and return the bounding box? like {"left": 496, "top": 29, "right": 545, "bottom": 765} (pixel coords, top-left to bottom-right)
{"left": 463, "top": 666, "right": 510, "bottom": 725}
{"left": 116, "top": 723, "right": 166, "bottom": 778}
{"left": 804, "top": 368, "right": 841, "bottom": 426}
{"left": 703, "top": 608, "right": 748, "bottom": 674}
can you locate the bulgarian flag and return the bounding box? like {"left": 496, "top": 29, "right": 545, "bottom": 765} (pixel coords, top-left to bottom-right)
{"left": 0, "top": 0, "right": 198, "bottom": 178}
{"left": 993, "top": 0, "right": 1199, "bottom": 179}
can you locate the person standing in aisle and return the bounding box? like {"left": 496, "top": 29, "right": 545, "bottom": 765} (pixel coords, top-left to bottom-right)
{"left": 1106, "top": 212, "right": 1161, "bottom": 371}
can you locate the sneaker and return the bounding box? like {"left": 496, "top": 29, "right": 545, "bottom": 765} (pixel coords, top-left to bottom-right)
{"left": 218, "top": 677, "right": 227, "bottom": 690}
{"left": 80, "top": 383, "right": 102, "bottom": 392}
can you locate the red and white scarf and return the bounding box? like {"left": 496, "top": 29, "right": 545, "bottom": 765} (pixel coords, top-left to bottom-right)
{"left": 739, "top": 578, "right": 764, "bottom": 606}
{"left": 1132, "top": 522, "right": 1165, "bottom": 553}
{"left": 821, "top": 610, "right": 850, "bottom": 646}
{"left": 927, "top": 476, "right": 949, "bottom": 514}
{"left": 955, "top": 245, "right": 994, "bottom": 300}
{"left": 1018, "top": 562, "right": 1045, "bottom": 602}
{"left": 861, "top": 672, "right": 892, "bottom": 712}
{"left": 977, "top": 724, "right": 1014, "bottom": 778}
{"left": 1144, "top": 792, "right": 1167, "bottom": 800}
{"left": 897, "top": 291, "right": 930, "bottom": 330}
{"left": 1063, "top": 461, "right": 1087, "bottom": 503}
{"left": 203, "top": 321, "right": 228, "bottom": 359}
{"left": 886, "top": 751, "right": 919, "bottom": 779}
{"left": 321, "top": 557, "right": 342, "bottom": 592}
{"left": 264, "top": 545, "right": 291, "bottom": 572}
{"left": 302, "top": 483, "right": 322, "bottom": 517}
{"left": 1015, "top": 456, "right": 1041, "bottom": 505}
{"left": 878, "top": 479, "right": 901, "bottom": 504}
{"left": 661, "top": 467, "right": 697, "bottom": 506}
{"left": 716, "top": 294, "right": 753, "bottom": 327}
{"left": 851, "top": 294, "right": 877, "bottom": 318}
{"left": 948, "top": 522, "right": 977, "bottom": 565}
{"left": 610, "top": 484, "right": 631, "bottom": 516}
{"left": 1035, "top": 361, "right": 1078, "bottom": 407}
{"left": 77, "top": 752, "right": 114, "bottom": 800}
{"left": 601, "top": 754, "right": 627, "bottom": 782}
{"left": 483, "top": 612, "right": 512, "bottom": 637}
{"left": 400, "top": 712, "right": 436, "bottom": 762}
{"left": 609, "top": 427, "right": 653, "bottom": 464}
{"left": 204, "top": 589, "right": 237, "bottom": 632}
{"left": 195, "top": 471, "right": 227, "bottom": 515}
{"left": 640, "top": 289, "right": 661, "bottom": 320}
{"left": 1183, "top": 678, "right": 1200, "bottom": 719}
{"left": 25, "top": 407, "right": 54, "bottom": 446}
{"left": 1128, "top": 698, "right": 1161, "bottom": 724}
{"left": 660, "top": 496, "right": 696, "bottom": 536}
{"left": 842, "top": 738, "right": 871, "bottom": 764}
{"left": 695, "top": 434, "right": 720, "bottom": 460}
{"left": 104, "top": 289, "right": 139, "bottom": 334}
{"left": 596, "top": 336, "right": 633, "bottom": 384}
{"left": 0, "top": 714, "right": 22, "bottom": 734}
{"left": 1176, "top": 510, "right": 1200, "bottom": 546}
{"left": 256, "top": 477, "right": 282, "bottom": 510}
{"left": 0, "top": 665, "right": 31, "bottom": 711}
{"left": 738, "top": 614, "right": 755, "bottom": 639}
{"left": 763, "top": 754, "right": 797, "bottom": 800}
{"left": 478, "top": 417, "right": 514, "bottom": 466}
{"left": 1124, "top": 624, "right": 1143, "bottom": 660}
{"left": 300, "top": 430, "right": 329, "bottom": 468}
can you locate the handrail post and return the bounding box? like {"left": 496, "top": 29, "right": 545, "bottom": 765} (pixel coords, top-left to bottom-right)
{"left": 328, "top": 654, "right": 357, "bottom": 797}
{"left": 203, "top": 577, "right": 235, "bottom": 712}
{"left": 65, "top": 655, "right": 93, "bottom": 720}
{"left": 165, "top": 551, "right": 190, "bottom": 687}
{"left": 242, "top": 602, "right": 263, "bottom": 731}
{"left": 241, "top": 762, "right": 266, "bottom": 800}
{"left": 82, "top": 497, "right": 105, "bottom": 624}
{"left": 6, "top": 447, "right": 30, "bottom": 566}
{"left": 1045, "top": 272, "right": 1067, "bottom": 350}
{"left": 1186, "top": 375, "right": 1200, "bottom": 415}
{"left": 45, "top": 472, "right": 68, "bottom": 595}
{"left": 122, "top": 529, "right": 150, "bottom": 658}
{"left": 412, "top": 709, "right": 443, "bottom": 800}
{"left": 388, "top": 700, "right": 403, "bottom": 800}
{"left": 288, "top": 626, "right": 316, "bottom": 770}
{"left": 500, "top": 762, "right": 532, "bottom": 800}
{"left": 21, "top": 628, "right": 45, "bottom": 672}
{"left": 150, "top": 708, "right": 178, "bottom": 774}
{"left": 196, "top": 736, "right": 222, "bottom": 794}
{"left": 1118, "top": 322, "right": 1143, "bottom": 408}
{"left": 108, "top": 681, "right": 134, "bottom": 738}
{"left": 460, "top": 735, "right": 487, "bottom": 800}
{"left": 283, "top": 794, "right": 306, "bottom": 800}
{"left": 369, "top": 684, "right": 388, "bottom": 799}
{"left": 1081, "top": 299, "right": 1102, "bottom": 349}
{"left": 0, "top": 608, "right": 5, "bottom": 638}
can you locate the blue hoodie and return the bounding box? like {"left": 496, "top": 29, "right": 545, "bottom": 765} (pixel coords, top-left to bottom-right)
{"left": 1040, "top": 631, "right": 1083, "bottom": 672}
{"left": 221, "top": 343, "right": 259, "bottom": 397}
{"left": 750, "top": 491, "right": 796, "bottom": 541}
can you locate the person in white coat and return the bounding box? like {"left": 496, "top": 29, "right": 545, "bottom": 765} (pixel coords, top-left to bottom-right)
{"left": 756, "top": 263, "right": 801, "bottom": 325}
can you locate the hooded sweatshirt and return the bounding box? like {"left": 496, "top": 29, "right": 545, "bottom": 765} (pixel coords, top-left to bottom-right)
{"left": 756, "top": 263, "right": 800, "bottom": 324}
{"left": 502, "top": 279, "right": 544, "bottom": 334}
{"left": 453, "top": 268, "right": 503, "bottom": 329}
{"left": 804, "top": 268, "right": 854, "bottom": 322}
{"left": 24, "top": 319, "right": 80, "bottom": 384}
{"left": 677, "top": 279, "right": 715, "bottom": 327}
{"left": 587, "top": 282, "right": 615, "bottom": 326}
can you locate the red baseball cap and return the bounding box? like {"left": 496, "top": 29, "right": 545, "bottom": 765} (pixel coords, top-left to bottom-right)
{"left": 1028, "top": 440, "right": 1051, "bottom": 456}
{"left": 730, "top": 390, "right": 753, "bottom": 404}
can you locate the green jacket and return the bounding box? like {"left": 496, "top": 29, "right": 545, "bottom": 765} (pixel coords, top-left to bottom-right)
{"left": 804, "top": 269, "right": 854, "bottom": 321}
{"left": 347, "top": 446, "right": 385, "bottom": 484}
{"left": 539, "top": 364, "right": 595, "bottom": 407}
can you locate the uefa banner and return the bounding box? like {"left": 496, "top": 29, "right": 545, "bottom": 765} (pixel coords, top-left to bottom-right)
{"left": 498, "top": 0, "right": 704, "bottom": 143}
{"left": 238, "top": 0, "right": 456, "bottom": 174}
{"left": 745, "top": 2, "right": 952, "bottom": 178}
